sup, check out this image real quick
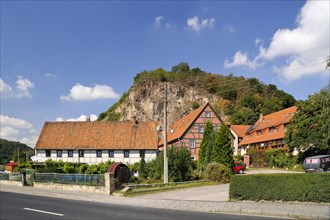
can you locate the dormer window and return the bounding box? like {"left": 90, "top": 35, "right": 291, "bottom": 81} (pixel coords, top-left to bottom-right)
{"left": 257, "top": 130, "right": 263, "bottom": 136}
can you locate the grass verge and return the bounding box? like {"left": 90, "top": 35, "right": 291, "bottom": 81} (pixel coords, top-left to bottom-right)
{"left": 117, "top": 181, "right": 218, "bottom": 197}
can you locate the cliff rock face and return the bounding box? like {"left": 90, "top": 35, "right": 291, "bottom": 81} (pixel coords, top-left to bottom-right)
{"left": 111, "top": 80, "right": 218, "bottom": 127}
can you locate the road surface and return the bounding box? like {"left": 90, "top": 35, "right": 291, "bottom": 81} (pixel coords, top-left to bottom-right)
{"left": 0, "top": 191, "right": 287, "bottom": 220}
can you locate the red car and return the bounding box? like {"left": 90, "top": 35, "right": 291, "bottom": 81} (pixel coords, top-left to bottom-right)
{"left": 234, "top": 163, "right": 245, "bottom": 174}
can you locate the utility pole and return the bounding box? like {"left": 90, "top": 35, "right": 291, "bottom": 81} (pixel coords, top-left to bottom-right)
{"left": 163, "top": 82, "right": 169, "bottom": 184}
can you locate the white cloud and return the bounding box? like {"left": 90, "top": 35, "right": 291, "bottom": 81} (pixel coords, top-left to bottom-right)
{"left": 56, "top": 114, "right": 98, "bottom": 122}
{"left": 0, "top": 78, "right": 14, "bottom": 98}
{"left": 154, "top": 16, "right": 164, "bottom": 26}
{"left": 16, "top": 75, "right": 34, "bottom": 98}
{"left": 0, "top": 76, "right": 34, "bottom": 99}
{"left": 254, "top": 37, "right": 264, "bottom": 47}
{"left": 44, "top": 73, "right": 56, "bottom": 78}
{"left": 60, "top": 83, "right": 120, "bottom": 101}
{"left": 224, "top": 51, "right": 258, "bottom": 69}
{"left": 186, "top": 16, "right": 215, "bottom": 32}
{"left": 0, "top": 115, "right": 38, "bottom": 147}
{"left": 223, "top": 23, "right": 236, "bottom": 33}
{"left": 224, "top": 0, "right": 329, "bottom": 81}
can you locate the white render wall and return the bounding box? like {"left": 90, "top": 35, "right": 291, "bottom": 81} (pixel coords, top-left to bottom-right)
{"left": 36, "top": 149, "right": 157, "bottom": 165}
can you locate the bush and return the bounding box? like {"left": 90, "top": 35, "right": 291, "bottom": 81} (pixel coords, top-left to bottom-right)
{"left": 229, "top": 173, "right": 330, "bottom": 203}
{"left": 203, "top": 162, "right": 232, "bottom": 183}
{"left": 145, "top": 146, "right": 195, "bottom": 182}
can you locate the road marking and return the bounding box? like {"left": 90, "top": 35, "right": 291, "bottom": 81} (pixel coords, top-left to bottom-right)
{"left": 23, "top": 208, "right": 64, "bottom": 216}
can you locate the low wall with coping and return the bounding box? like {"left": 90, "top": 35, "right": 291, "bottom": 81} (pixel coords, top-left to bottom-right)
{"left": 33, "top": 173, "right": 115, "bottom": 194}
{"left": 33, "top": 182, "right": 109, "bottom": 194}
{"left": 0, "top": 180, "right": 23, "bottom": 187}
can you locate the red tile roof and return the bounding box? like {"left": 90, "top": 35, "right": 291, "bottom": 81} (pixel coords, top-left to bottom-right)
{"left": 35, "top": 120, "right": 159, "bottom": 150}
{"left": 230, "top": 125, "right": 251, "bottom": 138}
{"left": 5, "top": 161, "right": 18, "bottom": 166}
{"left": 238, "top": 106, "right": 297, "bottom": 146}
{"left": 159, "top": 103, "right": 211, "bottom": 146}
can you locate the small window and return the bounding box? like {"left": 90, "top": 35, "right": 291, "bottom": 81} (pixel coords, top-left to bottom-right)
{"left": 124, "top": 150, "right": 129, "bottom": 158}
{"left": 68, "top": 150, "right": 73, "bottom": 157}
{"left": 140, "top": 150, "right": 145, "bottom": 158}
{"left": 189, "top": 139, "right": 196, "bottom": 149}
{"left": 96, "top": 150, "right": 102, "bottom": 158}
{"left": 199, "top": 126, "right": 204, "bottom": 133}
{"left": 78, "top": 150, "right": 84, "bottom": 158}
{"left": 57, "top": 150, "right": 62, "bottom": 157}
{"left": 46, "top": 150, "right": 51, "bottom": 157}
{"left": 205, "top": 111, "right": 211, "bottom": 118}
{"left": 108, "top": 150, "right": 114, "bottom": 158}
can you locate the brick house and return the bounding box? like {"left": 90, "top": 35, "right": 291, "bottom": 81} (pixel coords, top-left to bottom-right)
{"left": 238, "top": 106, "right": 297, "bottom": 153}
{"left": 35, "top": 117, "right": 159, "bottom": 164}
{"left": 159, "top": 103, "right": 222, "bottom": 160}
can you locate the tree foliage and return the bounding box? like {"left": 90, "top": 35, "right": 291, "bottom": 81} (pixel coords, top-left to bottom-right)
{"left": 145, "top": 146, "right": 195, "bottom": 182}
{"left": 212, "top": 122, "right": 235, "bottom": 172}
{"left": 198, "top": 121, "right": 214, "bottom": 170}
{"left": 285, "top": 88, "right": 330, "bottom": 157}
{"left": 0, "top": 139, "right": 34, "bottom": 164}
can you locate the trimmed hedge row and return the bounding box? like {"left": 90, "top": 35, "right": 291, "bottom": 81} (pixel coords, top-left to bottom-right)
{"left": 229, "top": 173, "right": 330, "bottom": 203}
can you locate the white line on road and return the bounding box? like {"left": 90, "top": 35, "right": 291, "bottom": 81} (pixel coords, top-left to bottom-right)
{"left": 23, "top": 208, "right": 64, "bottom": 216}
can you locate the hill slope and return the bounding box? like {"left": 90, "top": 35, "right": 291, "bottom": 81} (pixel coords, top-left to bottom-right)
{"left": 0, "top": 139, "right": 34, "bottom": 165}
{"left": 99, "top": 64, "right": 296, "bottom": 127}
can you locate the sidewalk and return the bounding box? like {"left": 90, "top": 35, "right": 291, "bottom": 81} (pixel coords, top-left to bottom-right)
{"left": 1, "top": 184, "right": 329, "bottom": 219}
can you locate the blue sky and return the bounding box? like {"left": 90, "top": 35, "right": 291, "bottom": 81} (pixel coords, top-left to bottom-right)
{"left": 1, "top": 0, "right": 329, "bottom": 147}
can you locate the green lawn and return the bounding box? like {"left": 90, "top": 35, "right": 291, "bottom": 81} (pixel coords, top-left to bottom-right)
{"left": 117, "top": 181, "right": 218, "bottom": 197}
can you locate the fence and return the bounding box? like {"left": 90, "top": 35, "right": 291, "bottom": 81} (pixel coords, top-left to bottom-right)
{"left": 0, "top": 172, "right": 21, "bottom": 181}
{"left": 34, "top": 173, "right": 105, "bottom": 186}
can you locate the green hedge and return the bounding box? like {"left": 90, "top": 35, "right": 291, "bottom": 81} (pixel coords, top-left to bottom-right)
{"left": 229, "top": 173, "right": 330, "bottom": 203}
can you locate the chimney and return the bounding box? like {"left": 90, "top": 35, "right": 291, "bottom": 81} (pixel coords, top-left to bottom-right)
{"left": 86, "top": 117, "right": 91, "bottom": 122}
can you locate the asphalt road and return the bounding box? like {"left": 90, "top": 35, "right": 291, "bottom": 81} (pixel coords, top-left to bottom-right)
{"left": 0, "top": 192, "right": 287, "bottom": 220}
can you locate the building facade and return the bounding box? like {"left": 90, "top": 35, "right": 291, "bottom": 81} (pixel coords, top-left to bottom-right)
{"left": 159, "top": 103, "right": 222, "bottom": 160}
{"left": 238, "top": 106, "right": 297, "bottom": 153}
{"left": 230, "top": 125, "right": 251, "bottom": 156}
{"left": 35, "top": 118, "right": 159, "bottom": 164}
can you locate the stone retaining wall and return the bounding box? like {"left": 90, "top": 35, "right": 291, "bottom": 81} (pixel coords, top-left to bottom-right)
{"left": 33, "top": 182, "right": 109, "bottom": 194}
{"left": 0, "top": 180, "right": 23, "bottom": 187}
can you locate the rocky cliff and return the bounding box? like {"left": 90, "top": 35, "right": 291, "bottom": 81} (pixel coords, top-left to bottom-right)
{"left": 108, "top": 79, "right": 218, "bottom": 127}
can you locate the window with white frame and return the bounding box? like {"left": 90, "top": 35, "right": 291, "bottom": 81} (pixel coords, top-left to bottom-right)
{"left": 205, "top": 111, "right": 211, "bottom": 118}
{"left": 124, "top": 150, "right": 129, "bottom": 158}
{"left": 108, "top": 150, "right": 114, "bottom": 158}
{"left": 46, "top": 150, "right": 51, "bottom": 157}
{"left": 57, "top": 150, "right": 62, "bottom": 157}
{"left": 78, "top": 150, "right": 84, "bottom": 158}
{"left": 199, "top": 126, "right": 204, "bottom": 133}
{"left": 68, "top": 150, "right": 73, "bottom": 157}
{"left": 189, "top": 139, "right": 196, "bottom": 148}
{"left": 140, "top": 150, "right": 145, "bottom": 158}
{"left": 96, "top": 150, "right": 102, "bottom": 158}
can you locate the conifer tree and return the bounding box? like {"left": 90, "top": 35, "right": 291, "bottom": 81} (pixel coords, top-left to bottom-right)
{"left": 204, "top": 130, "right": 215, "bottom": 168}
{"left": 139, "top": 156, "right": 147, "bottom": 179}
{"left": 212, "top": 122, "right": 234, "bottom": 172}
{"left": 198, "top": 121, "right": 213, "bottom": 171}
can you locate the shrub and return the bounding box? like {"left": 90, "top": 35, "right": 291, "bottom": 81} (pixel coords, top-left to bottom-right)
{"left": 203, "top": 162, "right": 232, "bottom": 183}
{"left": 229, "top": 173, "right": 330, "bottom": 203}
{"left": 145, "top": 146, "right": 195, "bottom": 182}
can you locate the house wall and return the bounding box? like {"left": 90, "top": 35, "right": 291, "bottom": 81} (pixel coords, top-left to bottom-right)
{"left": 230, "top": 129, "right": 239, "bottom": 156}
{"left": 36, "top": 149, "right": 157, "bottom": 164}
{"left": 180, "top": 105, "right": 222, "bottom": 160}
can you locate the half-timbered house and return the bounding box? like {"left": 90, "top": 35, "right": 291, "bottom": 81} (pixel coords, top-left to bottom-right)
{"left": 159, "top": 103, "right": 222, "bottom": 160}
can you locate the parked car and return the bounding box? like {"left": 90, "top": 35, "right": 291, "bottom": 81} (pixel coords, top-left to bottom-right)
{"left": 303, "top": 155, "right": 330, "bottom": 173}
{"left": 234, "top": 162, "right": 245, "bottom": 174}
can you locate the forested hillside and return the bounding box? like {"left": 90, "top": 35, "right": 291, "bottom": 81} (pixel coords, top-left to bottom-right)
{"left": 99, "top": 63, "right": 296, "bottom": 126}
{"left": 0, "top": 139, "right": 34, "bottom": 164}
